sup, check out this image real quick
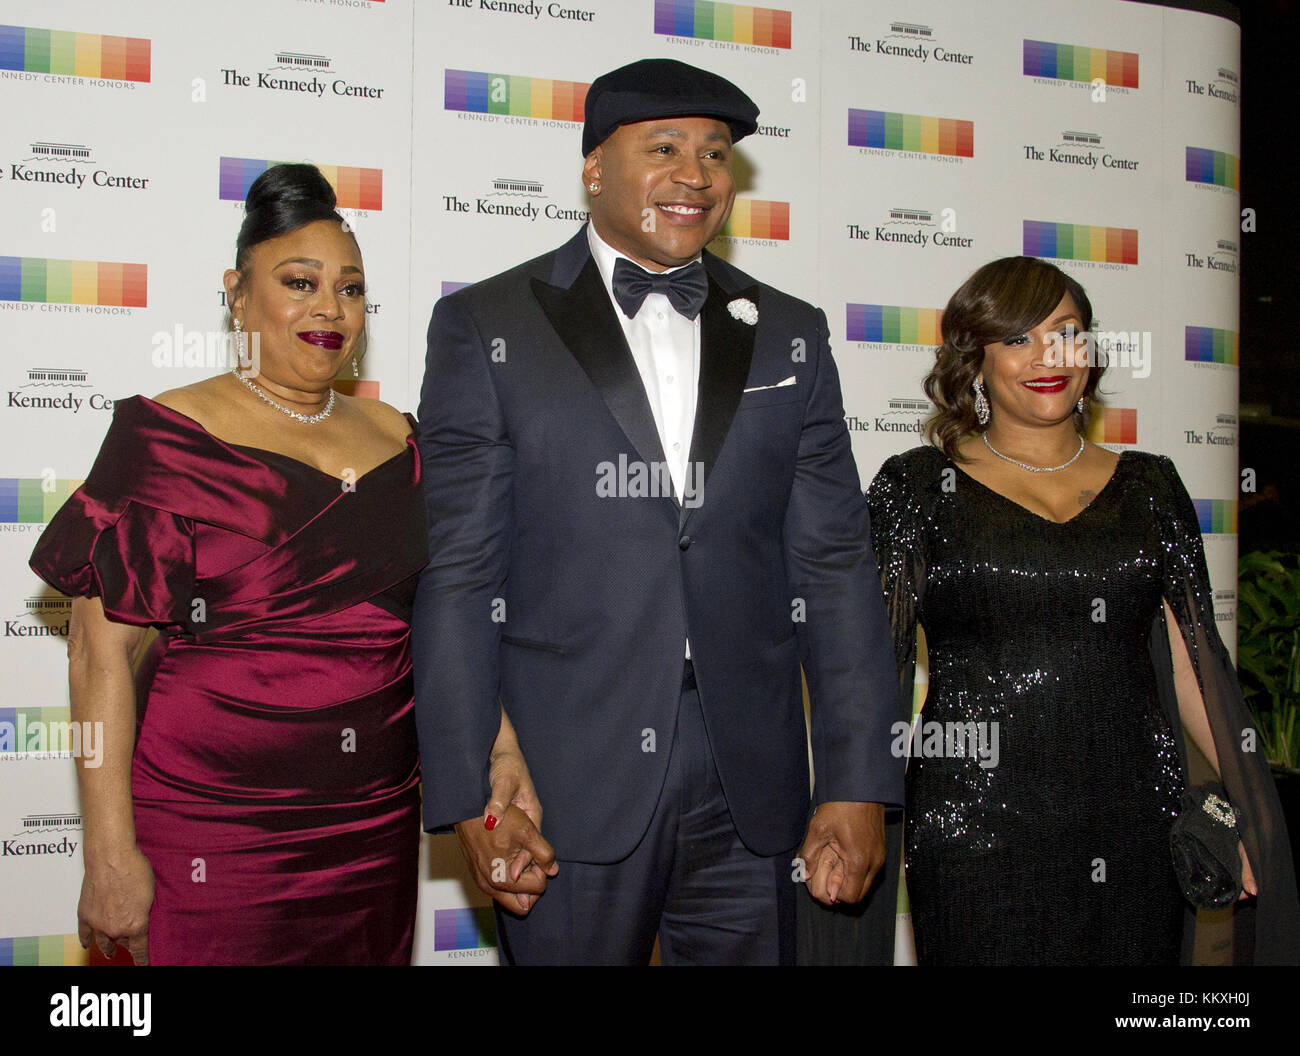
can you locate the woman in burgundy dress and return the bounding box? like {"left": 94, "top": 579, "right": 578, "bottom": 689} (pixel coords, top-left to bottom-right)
{"left": 30, "top": 165, "right": 541, "bottom": 965}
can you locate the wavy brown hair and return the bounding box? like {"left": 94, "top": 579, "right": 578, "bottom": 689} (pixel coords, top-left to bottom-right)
{"left": 923, "top": 256, "right": 1103, "bottom": 461}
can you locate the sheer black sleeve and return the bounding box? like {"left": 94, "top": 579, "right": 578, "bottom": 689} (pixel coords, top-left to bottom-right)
{"left": 866, "top": 451, "right": 931, "bottom": 717}
{"left": 1150, "top": 454, "right": 1300, "bottom": 964}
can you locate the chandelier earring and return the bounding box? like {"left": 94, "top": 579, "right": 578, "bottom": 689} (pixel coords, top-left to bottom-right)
{"left": 973, "top": 377, "right": 990, "bottom": 426}
{"left": 232, "top": 317, "right": 247, "bottom": 367}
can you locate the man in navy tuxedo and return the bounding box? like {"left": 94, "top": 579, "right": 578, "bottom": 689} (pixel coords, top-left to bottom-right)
{"left": 413, "top": 59, "right": 901, "bottom": 964}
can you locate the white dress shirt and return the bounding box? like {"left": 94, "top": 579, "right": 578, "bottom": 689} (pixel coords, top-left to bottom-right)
{"left": 587, "top": 223, "right": 700, "bottom": 659}
{"left": 586, "top": 223, "right": 701, "bottom": 503}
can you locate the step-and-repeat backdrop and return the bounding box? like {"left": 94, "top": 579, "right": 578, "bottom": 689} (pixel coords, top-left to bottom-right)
{"left": 0, "top": 0, "right": 1240, "bottom": 964}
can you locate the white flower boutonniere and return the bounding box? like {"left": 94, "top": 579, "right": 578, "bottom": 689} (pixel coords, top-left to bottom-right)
{"left": 727, "top": 298, "right": 758, "bottom": 326}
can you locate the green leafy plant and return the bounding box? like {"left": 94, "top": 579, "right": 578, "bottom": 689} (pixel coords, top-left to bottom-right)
{"left": 1237, "top": 551, "right": 1300, "bottom": 771}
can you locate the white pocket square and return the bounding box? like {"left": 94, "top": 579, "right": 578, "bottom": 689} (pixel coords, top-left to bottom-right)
{"left": 743, "top": 376, "right": 797, "bottom": 394}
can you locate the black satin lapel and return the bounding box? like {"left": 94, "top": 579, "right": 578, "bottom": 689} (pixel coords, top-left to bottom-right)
{"left": 684, "top": 280, "right": 759, "bottom": 524}
{"left": 531, "top": 260, "right": 669, "bottom": 472}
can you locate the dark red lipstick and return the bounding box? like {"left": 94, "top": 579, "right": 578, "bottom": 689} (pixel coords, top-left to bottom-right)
{"left": 297, "top": 331, "right": 344, "bottom": 350}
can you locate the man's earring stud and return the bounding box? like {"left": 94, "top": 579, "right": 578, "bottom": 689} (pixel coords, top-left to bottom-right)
{"left": 588, "top": 182, "right": 599, "bottom": 193}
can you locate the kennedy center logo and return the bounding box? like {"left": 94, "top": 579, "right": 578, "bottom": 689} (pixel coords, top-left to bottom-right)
{"left": 6, "top": 596, "right": 71, "bottom": 639}
{"left": 845, "top": 205, "right": 974, "bottom": 250}
{"left": 846, "top": 18, "right": 975, "bottom": 67}
{"left": 1184, "top": 326, "right": 1237, "bottom": 367}
{"left": 6, "top": 367, "right": 114, "bottom": 417}
{"left": 442, "top": 177, "right": 589, "bottom": 224}
{"left": 0, "top": 24, "right": 150, "bottom": 84}
{"left": 219, "top": 49, "right": 385, "bottom": 101}
{"left": 847, "top": 304, "right": 942, "bottom": 350}
{"left": 654, "top": 0, "right": 792, "bottom": 51}
{"left": 717, "top": 199, "right": 789, "bottom": 245}
{"left": 1186, "top": 147, "right": 1239, "bottom": 191}
{"left": 1023, "top": 38, "right": 1138, "bottom": 90}
{"left": 444, "top": 68, "right": 588, "bottom": 128}
{"left": 2, "top": 140, "right": 152, "bottom": 193}
{"left": 1086, "top": 408, "right": 1137, "bottom": 446}
{"left": 1184, "top": 66, "right": 1238, "bottom": 105}
{"left": 1021, "top": 129, "right": 1140, "bottom": 174}
{"left": 0, "top": 935, "right": 88, "bottom": 966}
{"left": 0, "top": 477, "right": 81, "bottom": 524}
{"left": 1023, "top": 221, "right": 1137, "bottom": 268}
{"left": 0, "top": 257, "right": 146, "bottom": 307}
{"left": 849, "top": 109, "right": 972, "bottom": 162}
{"left": 1193, "top": 499, "right": 1236, "bottom": 535}
{"left": 220, "top": 157, "right": 382, "bottom": 211}
{"left": 845, "top": 396, "right": 931, "bottom": 435}
{"left": 434, "top": 907, "right": 496, "bottom": 957}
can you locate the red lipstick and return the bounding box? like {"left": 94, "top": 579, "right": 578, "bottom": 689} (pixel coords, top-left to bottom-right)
{"left": 297, "top": 331, "right": 343, "bottom": 350}
{"left": 1022, "top": 376, "right": 1070, "bottom": 394}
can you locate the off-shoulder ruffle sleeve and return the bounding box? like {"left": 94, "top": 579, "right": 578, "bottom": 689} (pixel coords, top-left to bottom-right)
{"left": 1148, "top": 453, "right": 1300, "bottom": 964}
{"left": 29, "top": 422, "right": 195, "bottom": 629}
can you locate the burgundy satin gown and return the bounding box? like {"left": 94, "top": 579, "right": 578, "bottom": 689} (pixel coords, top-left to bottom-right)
{"left": 30, "top": 396, "right": 427, "bottom": 965}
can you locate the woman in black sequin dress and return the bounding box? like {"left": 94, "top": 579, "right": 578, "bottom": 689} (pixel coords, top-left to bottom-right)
{"left": 846, "top": 257, "right": 1297, "bottom": 964}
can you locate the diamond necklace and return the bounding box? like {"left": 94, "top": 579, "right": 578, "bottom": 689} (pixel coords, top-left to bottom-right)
{"left": 982, "top": 432, "right": 1085, "bottom": 473}
{"left": 231, "top": 369, "right": 334, "bottom": 424}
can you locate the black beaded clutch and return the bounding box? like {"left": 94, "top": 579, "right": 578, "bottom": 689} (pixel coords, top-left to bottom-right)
{"left": 1169, "top": 782, "right": 1243, "bottom": 909}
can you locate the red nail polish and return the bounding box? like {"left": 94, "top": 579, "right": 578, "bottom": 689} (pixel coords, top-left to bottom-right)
{"left": 484, "top": 814, "right": 498, "bottom": 831}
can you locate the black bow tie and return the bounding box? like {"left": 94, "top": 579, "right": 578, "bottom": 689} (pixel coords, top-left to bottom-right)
{"left": 611, "top": 258, "right": 708, "bottom": 321}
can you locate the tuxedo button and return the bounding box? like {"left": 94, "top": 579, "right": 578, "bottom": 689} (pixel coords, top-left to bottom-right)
{"left": 678, "top": 536, "right": 692, "bottom": 551}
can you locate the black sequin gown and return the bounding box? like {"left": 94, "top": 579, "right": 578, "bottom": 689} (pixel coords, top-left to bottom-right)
{"left": 856, "top": 445, "right": 1300, "bottom": 966}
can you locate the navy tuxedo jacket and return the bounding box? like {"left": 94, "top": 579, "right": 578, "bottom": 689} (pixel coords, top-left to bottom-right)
{"left": 413, "top": 226, "right": 901, "bottom": 862}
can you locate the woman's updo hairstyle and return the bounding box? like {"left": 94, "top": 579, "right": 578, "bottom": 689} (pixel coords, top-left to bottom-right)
{"left": 227, "top": 164, "right": 365, "bottom": 362}
{"left": 923, "top": 255, "right": 1102, "bottom": 461}
{"left": 233, "top": 163, "right": 350, "bottom": 275}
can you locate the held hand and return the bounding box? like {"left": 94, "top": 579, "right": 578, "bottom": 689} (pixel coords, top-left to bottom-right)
{"left": 453, "top": 805, "right": 557, "bottom": 917}
{"left": 486, "top": 742, "right": 544, "bottom": 834}
{"left": 1239, "top": 841, "right": 1258, "bottom": 899}
{"left": 78, "top": 846, "right": 154, "bottom": 965}
{"left": 798, "top": 801, "right": 886, "bottom": 906}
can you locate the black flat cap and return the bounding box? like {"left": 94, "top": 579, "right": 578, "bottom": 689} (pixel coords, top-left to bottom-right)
{"left": 581, "top": 58, "right": 759, "bottom": 156}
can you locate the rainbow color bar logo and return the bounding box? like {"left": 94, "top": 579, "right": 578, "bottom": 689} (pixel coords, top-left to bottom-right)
{"left": 331, "top": 380, "right": 379, "bottom": 400}
{"left": 219, "top": 158, "right": 382, "bottom": 211}
{"left": 0, "top": 477, "right": 81, "bottom": 523}
{"left": 0, "top": 25, "right": 150, "bottom": 82}
{"left": 444, "top": 69, "right": 587, "bottom": 122}
{"left": 0, "top": 257, "right": 146, "bottom": 306}
{"left": 721, "top": 200, "right": 789, "bottom": 240}
{"left": 1193, "top": 499, "right": 1237, "bottom": 534}
{"left": 848, "top": 110, "right": 973, "bottom": 157}
{"left": 1023, "top": 39, "right": 1138, "bottom": 88}
{"left": 846, "top": 304, "right": 942, "bottom": 345}
{"left": 1023, "top": 221, "right": 1137, "bottom": 265}
{"left": 1186, "top": 147, "right": 1239, "bottom": 190}
{"left": 1, "top": 707, "right": 73, "bottom": 754}
{"left": 433, "top": 907, "right": 496, "bottom": 951}
{"left": 1086, "top": 407, "right": 1137, "bottom": 445}
{"left": 1185, "top": 326, "right": 1238, "bottom": 365}
{"left": 654, "top": 1, "right": 792, "bottom": 49}
{"left": 0, "top": 935, "right": 88, "bottom": 966}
